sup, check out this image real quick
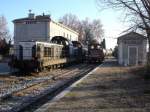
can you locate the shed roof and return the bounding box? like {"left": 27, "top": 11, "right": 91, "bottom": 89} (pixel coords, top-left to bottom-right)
{"left": 118, "top": 32, "right": 147, "bottom": 40}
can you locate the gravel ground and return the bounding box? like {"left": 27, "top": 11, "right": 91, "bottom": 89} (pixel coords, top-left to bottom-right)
{"left": 0, "top": 66, "right": 73, "bottom": 99}
{"left": 0, "top": 72, "right": 53, "bottom": 99}
{"left": 0, "top": 64, "right": 94, "bottom": 112}
{"left": 36, "top": 59, "right": 150, "bottom": 112}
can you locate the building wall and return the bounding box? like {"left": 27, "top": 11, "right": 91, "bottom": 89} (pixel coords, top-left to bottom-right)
{"left": 123, "top": 43, "right": 129, "bottom": 65}
{"left": 49, "top": 21, "right": 78, "bottom": 41}
{"left": 13, "top": 17, "right": 78, "bottom": 58}
{"left": 118, "top": 42, "right": 123, "bottom": 65}
{"left": 14, "top": 21, "right": 50, "bottom": 57}
{"left": 118, "top": 39, "right": 147, "bottom": 66}
{"left": 14, "top": 22, "right": 49, "bottom": 44}
{"left": 142, "top": 39, "right": 147, "bottom": 64}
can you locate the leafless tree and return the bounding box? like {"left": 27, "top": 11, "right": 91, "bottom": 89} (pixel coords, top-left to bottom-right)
{"left": 0, "top": 15, "right": 10, "bottom": 40}
{"left": 80, "top": 18, "right": 93, "bottom": 44}
{"left": 91, "top": 19, "right": 104, "bottom": 42}
{"left": 59, "top": 14, "right": 104, "bottom": 44}
{"left": 0, "top": 15, "right": 11, "bottom": 56}
{"left": 96, "top": 0, "right": 150, "bottom": 63}
{"left": 59, "top": 13, "right": 84, "bottom": 41}
{"left": 59, "top": 13, "right": 80, "bottom": 32}
{"left": 80, "top": 18, "right": 104, "bottom": 44}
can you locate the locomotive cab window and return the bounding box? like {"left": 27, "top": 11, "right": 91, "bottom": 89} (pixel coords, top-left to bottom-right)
{"left": 44, "top": 47, "right": 51, "bottom": 57}
{"left": 44, "top": 47, "right": 47, "bottom": 57}
{"left": 48, "top": 48, "right": 51, "bottom": 57}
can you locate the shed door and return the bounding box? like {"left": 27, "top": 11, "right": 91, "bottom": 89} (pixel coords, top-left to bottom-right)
{"left": 128, "top": 46, "right": 138, "bottom": 66}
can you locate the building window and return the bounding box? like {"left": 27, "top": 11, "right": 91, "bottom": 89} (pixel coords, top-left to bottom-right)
{"left": 70, "top": 35, "right": 72, "bottom": 40}
{"left": 26, "top": 21, "right": 36, "bottom": 24}
{"left": 63, "top": 33, "right": 65, "bottom": 37}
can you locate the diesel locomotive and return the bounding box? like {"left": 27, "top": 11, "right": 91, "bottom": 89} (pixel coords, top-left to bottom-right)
{"left": 87, "top": 43, "right": 104, "bottom": 63}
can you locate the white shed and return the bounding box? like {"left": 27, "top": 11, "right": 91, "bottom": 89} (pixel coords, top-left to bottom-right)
{"left": 117, "top": 32, "right": 147, "bottom": 66}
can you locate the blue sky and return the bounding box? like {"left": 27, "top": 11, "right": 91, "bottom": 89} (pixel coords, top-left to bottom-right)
{"left": 0, "top": 0, "right": 127, "bottom": 49}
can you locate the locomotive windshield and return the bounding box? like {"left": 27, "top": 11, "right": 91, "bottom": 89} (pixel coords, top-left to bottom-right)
{"left": 72, "top": 41, "right": 82, "bottom": 48}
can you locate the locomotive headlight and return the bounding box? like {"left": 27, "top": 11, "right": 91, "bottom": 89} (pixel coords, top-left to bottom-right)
{"left": 97, "top": 45, "right": 100, "bottom": 49}
{"left": 91, "top": 46, "right": 94, "bottom": 49}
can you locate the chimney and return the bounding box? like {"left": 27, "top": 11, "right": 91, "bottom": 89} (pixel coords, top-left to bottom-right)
{"left": 28, "top": 10, "right": 35, "bottom": 19}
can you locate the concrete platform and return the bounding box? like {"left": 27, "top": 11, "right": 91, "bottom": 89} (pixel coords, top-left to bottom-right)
{"left": 35, "top": 59, "right": 150, "bottom": 112}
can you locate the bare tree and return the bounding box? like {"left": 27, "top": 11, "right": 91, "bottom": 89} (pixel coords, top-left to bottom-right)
{"left": 80, "top": 18, "right": 104, "bottom": 44}
{"left": 59, "top": 13, "right": 80, "bottom": 32}
{"left": 59, "top": 13, "right": 84, "bottom": 41}
{"left": 0, "top": 15, "right": 10, "bottom": 40}
{"left": 59, "top": 14, "right": 104, "bottom": 44}
{"left": 96, "top": 0, "right": 150, "bottom": 62}
{"left": 81, "top": 18, "right": 93, "bottom": 44}
{"left": 91, "top": 19, "right": 104, "bottom": 42}
{"left": 0, "top": 15, "right": 11, "bottom": 56}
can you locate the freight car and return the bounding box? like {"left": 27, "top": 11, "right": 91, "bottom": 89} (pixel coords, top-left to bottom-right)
{"left": 87, "top": 43, "right": 104, "bottom": 63}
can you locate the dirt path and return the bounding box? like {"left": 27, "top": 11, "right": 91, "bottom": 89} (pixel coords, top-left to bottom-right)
{"left": 36, "top": 59, "right": 150, "bottom": 112}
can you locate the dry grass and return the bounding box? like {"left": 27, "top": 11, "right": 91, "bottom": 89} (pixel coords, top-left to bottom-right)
{"left": 42, "top": 62, "right": 150, "bottom": 112}
{"left": 128, "top": 65, "right": 150, "bottom": 79}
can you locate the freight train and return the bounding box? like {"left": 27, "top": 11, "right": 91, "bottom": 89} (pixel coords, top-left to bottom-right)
{"left": 9, "top": 36, "right": 87, "bottom": 72}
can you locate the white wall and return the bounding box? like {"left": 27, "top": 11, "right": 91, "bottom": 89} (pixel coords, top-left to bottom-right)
{"left": 14, "top": 21, "right": 50, "bottom": 57}
{"left": 14, "top": 22, "right": 49, "bottom": 44}
{"left": 143, "top": 40, "right": 147, "bottom": 64}
{"left": 50, "top": 21, "right": 78, "bottom": 41}
{"left": 118, "top": 42, "right": 123, "bottom": 65}
{"left": 14, "top": 19, "right": 79, "bottom": 58}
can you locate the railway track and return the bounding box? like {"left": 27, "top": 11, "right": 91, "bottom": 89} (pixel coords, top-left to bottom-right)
{"left": 0, "top": 63, "right": 99, "bottom": 112}
{"left": 0, "top": 64, "right": 83, "bottom": 100}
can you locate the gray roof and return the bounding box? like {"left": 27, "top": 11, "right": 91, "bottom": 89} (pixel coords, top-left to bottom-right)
{"left": 118, "top": 32, "right": 147, "bottom": 40}
{"left": 13, "top": 15, "right": 51, "bottom": 23}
